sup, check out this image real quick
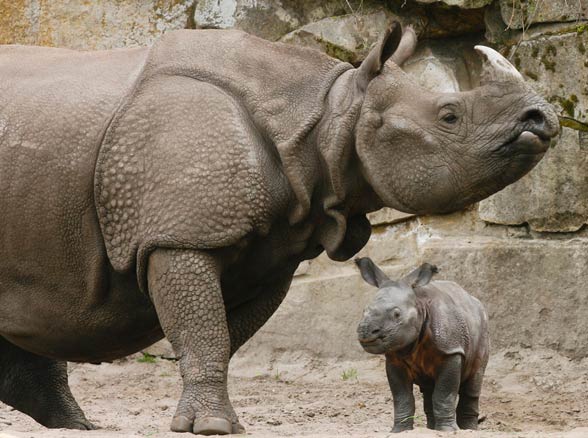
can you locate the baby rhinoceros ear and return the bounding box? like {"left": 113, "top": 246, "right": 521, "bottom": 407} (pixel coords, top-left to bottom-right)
{"left": 354, "top": 257, "right": 390, "bottom": 288}
{"left": 403, "top": 263, "right": 439, "bottom": 288}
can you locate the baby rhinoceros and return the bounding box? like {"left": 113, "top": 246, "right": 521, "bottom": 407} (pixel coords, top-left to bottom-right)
{"left": 355, "top": 258, "right": 489, "bottom": 432}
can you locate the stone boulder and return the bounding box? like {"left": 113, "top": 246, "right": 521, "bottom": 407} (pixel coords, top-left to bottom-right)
{"left": 416, "top": 0, "right": 492, "bottom": 8}
{"left": 280, "top": 9, "right": 398, "bottom": 64}
{"left": 499, "top": 0, "right": 588, "bottom": 30}
{"left": 0, "top": 0, "right": 194, "bottom": 49}
{"left": 193, "top": 0, "right": 356, "bottom": 41}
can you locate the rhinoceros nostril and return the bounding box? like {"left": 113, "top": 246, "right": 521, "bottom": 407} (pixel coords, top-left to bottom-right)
{"left": 521, "top": 108, "right": 545, "bottom": 127}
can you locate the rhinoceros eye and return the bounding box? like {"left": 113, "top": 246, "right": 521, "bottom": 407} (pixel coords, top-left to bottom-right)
{"left": 442, "top": 113, "right": 458, "bottom": 124}
{"left": 391, "top": 308, "right": 401, "bottom": 320}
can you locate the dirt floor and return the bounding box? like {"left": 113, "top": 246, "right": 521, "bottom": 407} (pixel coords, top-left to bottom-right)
{"left": 0, "top": 348, "right": 587, "bottom": 438}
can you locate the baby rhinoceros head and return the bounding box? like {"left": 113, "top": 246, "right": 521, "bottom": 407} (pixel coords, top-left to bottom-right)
{"left": 354, "top": 258, "right": 437, "bottom": 355}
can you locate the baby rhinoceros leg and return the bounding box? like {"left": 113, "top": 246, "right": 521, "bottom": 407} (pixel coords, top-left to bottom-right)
{"left": 431, "top": 354, "right": 462, "bottom": 432}
{"left": 385, "top": 359, "right": 416, "bottom": 433}
{"left": 456, "top": 367, "right": 485, "bottom": 430}
{"left": 0, "top": 337, "right": 96, "bottom": 430}
{"left": 419, "top": 384, "right": 435, "bottom": 430}
{"left": 148, "top": 248, "right": 236, "bottom": 436}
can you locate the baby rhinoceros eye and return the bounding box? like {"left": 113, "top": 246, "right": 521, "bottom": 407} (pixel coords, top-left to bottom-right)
{"left": 391, "top": 308, "right": 401, "bottom": 320}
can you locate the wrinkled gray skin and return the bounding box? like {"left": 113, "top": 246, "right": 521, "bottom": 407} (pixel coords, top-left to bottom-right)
{"left": 355, "top": 258, "right": 490, "bottom": 432}
{"left": 0, "top": 23, "right": 557, "bottom": 435}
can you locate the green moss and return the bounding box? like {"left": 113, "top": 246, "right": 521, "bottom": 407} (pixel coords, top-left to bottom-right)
{"left": 577, "top": 24, "right": 587, "bottom": 34}
{"left": 559, "top": 116, "right": 588, "bottom": 132}
{"left": 524, "top": 70, "right": 538, "bottom": 81}
{"left": 557, "top": 97, "right": 576, "bottom": 117}
{"left": 137, "top": 352, "right": 157, "bottom": 364}
{"left": 540, "top": 45, "right": 557, "bottom": 72}
{"left": 541, "top": 56, "right": 556, "bottom": 72}
{"left": 570, "top": 94, "right": 579, "bottom": 104}
{"left": 322, "top": 40, "right": 355, "bottom": 63}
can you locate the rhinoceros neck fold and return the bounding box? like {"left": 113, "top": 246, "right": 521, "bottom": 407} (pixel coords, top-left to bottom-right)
{"left": 310, "top": 69, "right": 382, "bottom": 261}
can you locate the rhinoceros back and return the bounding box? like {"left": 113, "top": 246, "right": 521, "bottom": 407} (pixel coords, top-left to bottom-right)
{"left": 0, "top": 45, "right": 146, "bottom": 321}
{"left": 418, "top": 280, "right": 489, "bottom": 381}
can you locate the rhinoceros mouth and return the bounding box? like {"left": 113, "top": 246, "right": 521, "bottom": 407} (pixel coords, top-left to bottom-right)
{"left": 358, "top": 334, "right": 387, "bottom": 354}
{"left": 499, "top": 130, "right": 550, "bottom": 156}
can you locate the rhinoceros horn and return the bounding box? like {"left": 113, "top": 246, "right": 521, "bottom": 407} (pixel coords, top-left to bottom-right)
{"left": 474, "top": 45, "right": 523, "bottom": 84}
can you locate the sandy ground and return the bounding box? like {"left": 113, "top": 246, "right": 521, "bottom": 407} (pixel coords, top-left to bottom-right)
{"left": 0, "top": 348, "right": 587, "bottom": 438}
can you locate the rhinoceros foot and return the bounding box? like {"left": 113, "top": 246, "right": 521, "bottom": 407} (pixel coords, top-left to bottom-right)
{"left": 193, "top": 417, "right": 232, "bottom": 435}
{"left": 170, "top": 412, "right": 244, "bottom": 435}
{"left": 231, "top": 421, "right": 246, "bottom": 434}
{"left": 64, "top": 419, "right": 99, "bottom": 430}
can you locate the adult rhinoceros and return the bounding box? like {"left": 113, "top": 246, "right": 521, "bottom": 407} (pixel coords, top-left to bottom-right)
{"left": 0, "top": 24, "right": 558, "bottom": 435}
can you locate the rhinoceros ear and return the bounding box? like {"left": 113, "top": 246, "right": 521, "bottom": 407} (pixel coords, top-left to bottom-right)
{"left": 389, "top": 25, "right": 417, "bottom": 67}
{"left": 355, "top": 257, "right": 390, "bottom": 288}
{"left": 404, "top": 263, "right": 438, "bottom": 288}
{"left": 356, "top": 22, "right": 403, "bottom": 91}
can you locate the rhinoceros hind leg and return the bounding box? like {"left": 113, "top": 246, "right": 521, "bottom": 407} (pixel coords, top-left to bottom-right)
{"left": 0, "top": 336, "right": 96, "bottom": 429}
{"left": 456, "top": 369, "right": 484, "bottom": 430}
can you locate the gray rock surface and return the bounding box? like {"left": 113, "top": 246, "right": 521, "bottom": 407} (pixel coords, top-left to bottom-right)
{"left": 0, "top": 0, "right": 194, "bottom": 49}
{"left": 280, "top": 9, "right": 397, "bottom": 63}
{"left": 193, "top": 0, "right": 355, "bottom": 41}
{"left": 417, "top": 0, "right": 492, "bottom": 8}
{"left": 499, "top": 0, "right": 588, "bottom": 30}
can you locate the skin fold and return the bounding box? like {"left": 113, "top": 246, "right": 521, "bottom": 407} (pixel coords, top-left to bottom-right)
{"left": 355, "top": 258, "right": 490, "bottom": 432}
{"left": 0, "top": 23, "right": 556, "bottom": 435}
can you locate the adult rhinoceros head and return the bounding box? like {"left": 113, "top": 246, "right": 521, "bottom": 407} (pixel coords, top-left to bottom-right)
{"left": 354, "top": 25, "right": 559, "bottom": 215}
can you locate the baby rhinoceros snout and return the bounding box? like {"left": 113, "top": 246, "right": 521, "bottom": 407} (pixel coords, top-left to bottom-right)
{"left": 357, "top": 311, "right": 389, "bottom": 355}
{"left": 356, "top": 319, "right": 382, "bottom": 344}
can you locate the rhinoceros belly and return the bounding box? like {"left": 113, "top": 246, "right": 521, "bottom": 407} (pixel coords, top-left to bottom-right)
{"left": 0, "top": 45, "right": 163, "bottom": 361}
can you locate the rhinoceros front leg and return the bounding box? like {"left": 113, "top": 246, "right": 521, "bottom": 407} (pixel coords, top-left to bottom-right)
{"left": 385, "top": 358, "right": 415, "bottom": 433}
{"left": 432, "top": 354, "right": 462, "bottom": 432}
{"left": 148, "top": 248, "right": 234, "bottom": 436}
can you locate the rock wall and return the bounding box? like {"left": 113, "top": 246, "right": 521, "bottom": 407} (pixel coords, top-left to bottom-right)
{"left": 1, "top": 1, "right": 586, "bottom": 359}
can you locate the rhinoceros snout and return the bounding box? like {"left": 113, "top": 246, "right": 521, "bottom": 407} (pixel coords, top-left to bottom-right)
{"left": 519, "top": 105, "right": 559, "bottom": 140}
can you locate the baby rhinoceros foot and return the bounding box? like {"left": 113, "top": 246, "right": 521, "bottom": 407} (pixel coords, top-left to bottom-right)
{"left": 435, "top": 421, "right": 459, "bottom": 432}
{"left": 391, "top": 420, "right": 414, "bottom": 433}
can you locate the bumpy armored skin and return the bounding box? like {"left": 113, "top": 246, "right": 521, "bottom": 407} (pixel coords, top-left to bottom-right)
{"left": 0, "top": 338, "right": 95, "bottom": 430}
{"left": 0, "top": 24, "right": 555, "bottom": 434}
{"left": 356, "top": 259, "right": 490, "bottom": 432}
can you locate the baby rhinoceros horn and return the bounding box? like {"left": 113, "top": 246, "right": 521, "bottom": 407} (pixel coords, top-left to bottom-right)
{"left": 475, "top": 45, "right": 523, "bottom": 84}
